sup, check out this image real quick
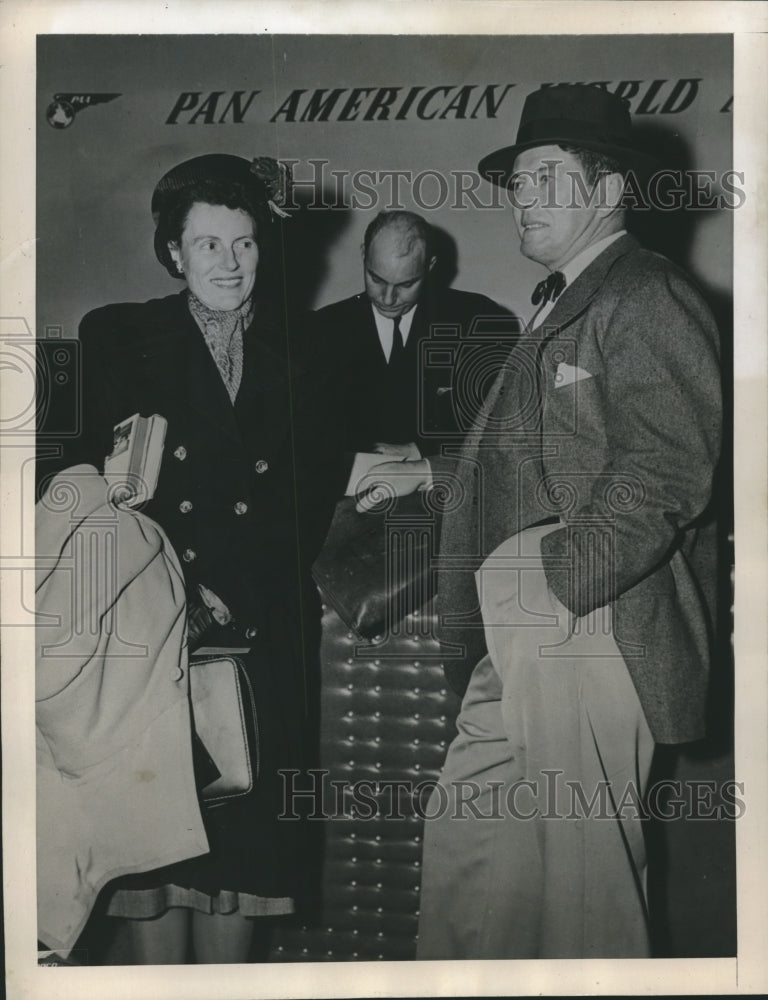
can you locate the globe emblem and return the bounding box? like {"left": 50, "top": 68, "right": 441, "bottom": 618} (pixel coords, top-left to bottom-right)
{"left": 46, "top": 100, "right": 75, "bottom": 129}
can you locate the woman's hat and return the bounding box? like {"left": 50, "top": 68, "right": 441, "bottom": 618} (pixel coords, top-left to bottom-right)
{"left": 150, "top": 153, "right": 291, "bottom": 275}
{"left": 478, "top": 84, "right": 657, "bottom": 186}
{"left": 151, "top": 153, "right": 290, "bottom": 223}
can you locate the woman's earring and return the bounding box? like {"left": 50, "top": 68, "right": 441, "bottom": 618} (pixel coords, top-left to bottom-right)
{"left": 176, "top": 262, "right": 184, "bottom": 274}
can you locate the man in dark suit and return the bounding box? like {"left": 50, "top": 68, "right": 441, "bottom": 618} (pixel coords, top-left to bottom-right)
{"left": 315, "top": 210, "right": 510, "bottom": 460}
{"left": 357, "top": 85, "right": 722, "bottom": 958}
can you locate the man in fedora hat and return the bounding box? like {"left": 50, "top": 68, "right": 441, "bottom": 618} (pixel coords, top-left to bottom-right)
{"left": 357, "top": 84, "right": 722, "bottom": 958}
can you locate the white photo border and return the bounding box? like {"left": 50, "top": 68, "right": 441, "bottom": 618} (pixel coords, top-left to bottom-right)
{"left": 2, "top": 2, "right": 766, "bottom": 997}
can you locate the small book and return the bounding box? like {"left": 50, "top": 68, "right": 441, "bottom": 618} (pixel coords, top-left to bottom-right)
{"left": 103, "top": 413, "right": 167, "bottom": 507}
{"left": 344, "top": 452, "right": 391, "bottom": 496}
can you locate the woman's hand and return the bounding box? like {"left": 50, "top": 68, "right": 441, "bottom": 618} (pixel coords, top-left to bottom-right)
{"left": 355, "top": 458, "right": 432, "bottom": 513}
{"left": 372, "top": 441, "right": 422, "bottom": 461}
{"left": 186, "top": 594, "right": 216, "bottom": 652}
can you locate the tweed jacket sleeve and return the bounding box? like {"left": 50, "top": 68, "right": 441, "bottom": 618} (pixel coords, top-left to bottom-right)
{"left": 539, "top": 249, "right": 722, "bottom": 617}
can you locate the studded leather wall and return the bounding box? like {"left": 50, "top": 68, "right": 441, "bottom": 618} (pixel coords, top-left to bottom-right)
{"left": 270, "top": 597, "right": 461, "bottom": 961}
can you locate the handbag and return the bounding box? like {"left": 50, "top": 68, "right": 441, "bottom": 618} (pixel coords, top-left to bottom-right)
{"left": 188, "top": 652, "right": 259, "bottom": 808}
{"left": 312, "top": 494, "right": 441, "bottom": 639}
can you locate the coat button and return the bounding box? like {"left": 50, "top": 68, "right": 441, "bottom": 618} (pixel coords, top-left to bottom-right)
{"left": 245, "top": 626, "right": 258, "bottom": 639}
{"left": 234, "top": 501, "right": 248, "bottom": 515}
{"left": 179, "top": 500, "right": 193, "bottom": 513}
{"left": 254, "top": 460, "right": 269, "bottom": 474}
{"left": 173, "top": 446, "right": 187, "bottom": 461}
{"left": 182, "top": 548, "right": 196, "bottom": 562}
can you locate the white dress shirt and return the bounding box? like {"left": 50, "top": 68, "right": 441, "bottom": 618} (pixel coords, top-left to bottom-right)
{"left": 532, "top": 229, "right": 627, "bottom": 328}
{"left": 371, "top": 303, "right": 418, "bottom": 361}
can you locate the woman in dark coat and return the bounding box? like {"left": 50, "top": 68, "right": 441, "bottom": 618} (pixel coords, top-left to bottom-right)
{"left": 58, "top": 154, "right": 340, "bottom": 962}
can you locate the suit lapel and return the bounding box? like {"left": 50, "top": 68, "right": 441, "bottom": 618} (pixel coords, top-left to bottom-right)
{"left": 360, "top": 298, "right": 388, "bottom": 368}
{"left": 537, "top": 233, "right": 639, "bottom": 338}
{"left": 349, "top": 294, "right": 423, "bottom": 370}
{"left": 463, "top": 235, "right": 640, "bottom": 468}
{"left": 407, "top": 300, "right": 427, "bottom": 345}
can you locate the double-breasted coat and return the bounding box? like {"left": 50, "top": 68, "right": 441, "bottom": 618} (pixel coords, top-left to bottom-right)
{"left": 41, "top": 289, "right": 342, "bottom": 899}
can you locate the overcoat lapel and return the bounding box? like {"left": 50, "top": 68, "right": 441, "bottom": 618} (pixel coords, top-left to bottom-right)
{"left": 155, "top": 292, "right": 295, "bottom": 460}
{"left": 234, "top": 308, "right": 293, "bottom": 461}
{"left": 183, "top": 311, "right": 242, "bottom": 447}
{"left": 174, "top": 289, "right": 298, "bottom": 458}
{"left": 535, "top": 232, "right": 639, "bottom": 339}
{"left": 120, "top": 292, "right": 241, "bottom": 450}
{"left": 451, "top": 235, "right": 641, "bottom": 481}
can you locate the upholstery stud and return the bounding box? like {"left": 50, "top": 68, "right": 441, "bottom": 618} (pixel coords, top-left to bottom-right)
{"left": 270, "top": 596, "right": 459, "bottom": 962}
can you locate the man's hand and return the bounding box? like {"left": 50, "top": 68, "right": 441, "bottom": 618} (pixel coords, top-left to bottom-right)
{"left": 373, "top": 441, "right": 422, "bottom": 460}
{"left": 355, "top": 458, "right": 432, "bottom": 512}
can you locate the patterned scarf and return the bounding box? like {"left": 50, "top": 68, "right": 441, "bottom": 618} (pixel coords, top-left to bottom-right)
{"left": 187, "top": 291, "right": 253, "bottom": 403}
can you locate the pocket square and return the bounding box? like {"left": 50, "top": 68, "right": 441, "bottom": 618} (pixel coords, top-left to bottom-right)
{"left": 554, "top": 362, "right": 593, "bottom": 388}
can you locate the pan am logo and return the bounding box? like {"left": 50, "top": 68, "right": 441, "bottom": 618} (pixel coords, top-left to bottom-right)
{"left": 46, "top": 93, "right": 121, "bottom": 129}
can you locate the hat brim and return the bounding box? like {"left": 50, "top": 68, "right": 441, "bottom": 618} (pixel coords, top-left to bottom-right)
{"left": 479, "top": 137, "right": 658, "bottom": 187}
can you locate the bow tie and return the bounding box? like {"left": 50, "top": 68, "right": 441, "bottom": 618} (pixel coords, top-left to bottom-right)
{"left": 531, "top": 270, "right": 566, "bottom": 307}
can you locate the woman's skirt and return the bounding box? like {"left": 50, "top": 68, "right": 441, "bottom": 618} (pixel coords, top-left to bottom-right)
{"left": 102, "top": 596, "right": 323, "bottom": 914}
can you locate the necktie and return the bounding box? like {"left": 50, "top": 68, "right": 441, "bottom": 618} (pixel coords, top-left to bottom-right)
{"left": 531, "top": 270, "right": 566, "bottom": 307}
{"left": 389, "top": 316, "right": 404, "bottom": 365}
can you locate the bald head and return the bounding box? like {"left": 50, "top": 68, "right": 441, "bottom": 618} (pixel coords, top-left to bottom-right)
{"left": 363, "top": 212, "right": 436, "bottom": 319}
{"left": 363, "top": 211, "right": 433, "bottom": 258}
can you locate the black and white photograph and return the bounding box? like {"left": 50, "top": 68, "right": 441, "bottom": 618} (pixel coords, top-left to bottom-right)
{"left": 2, "top": 2, "right": 767, "bottom": 997}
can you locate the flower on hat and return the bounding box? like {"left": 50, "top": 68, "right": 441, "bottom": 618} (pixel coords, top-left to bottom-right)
{"left": 250, "top": 157, "right": 292, "bottom": 219}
